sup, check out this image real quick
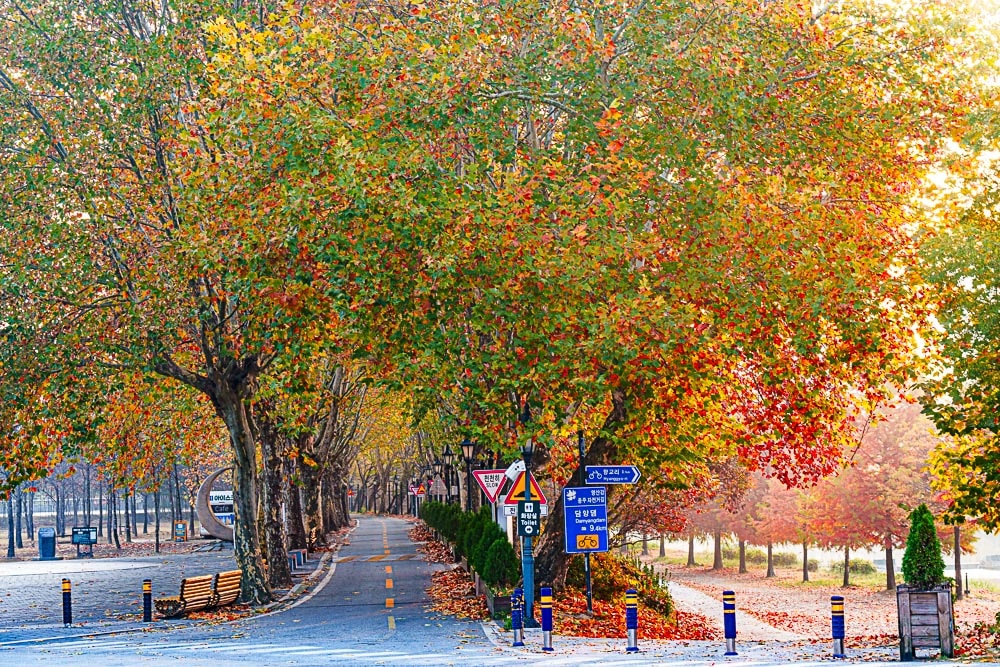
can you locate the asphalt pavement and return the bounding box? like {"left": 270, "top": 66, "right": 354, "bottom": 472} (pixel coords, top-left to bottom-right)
{"left": 2, "top": 516, "right": 998, "bottom": 666}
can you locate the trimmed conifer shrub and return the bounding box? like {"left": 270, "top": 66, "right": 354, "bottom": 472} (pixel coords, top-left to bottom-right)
{"left": 901, "top": 503, "right": 946, "bottom": 589}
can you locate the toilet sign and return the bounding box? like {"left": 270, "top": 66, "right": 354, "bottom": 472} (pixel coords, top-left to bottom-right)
{"left": 517, "top": 501, "right": 541, "bottom": 537}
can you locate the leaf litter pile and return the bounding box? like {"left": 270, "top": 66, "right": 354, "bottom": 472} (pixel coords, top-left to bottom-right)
{"left": 414, "top": 522, "right": 719, "bottom": 640}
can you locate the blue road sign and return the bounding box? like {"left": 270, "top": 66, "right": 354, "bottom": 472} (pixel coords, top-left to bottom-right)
{"left": 585, "top": 465, "right": 641, "bottom": 485}
{"left": 563, "top": 486, "right": 608, "bottom": 554}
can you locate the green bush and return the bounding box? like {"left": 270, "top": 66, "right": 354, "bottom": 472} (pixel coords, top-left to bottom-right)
{"left": 481, "top": 539, "right": 519, "bottom": 591}
{"left": 807, "top": 558, "right": 819, "bottom": 572}
{"left": 829, "top": 558, "right": 877, "bottom": 575}
{"left": 902, "top": 504, "right": 946, "bottom": 588}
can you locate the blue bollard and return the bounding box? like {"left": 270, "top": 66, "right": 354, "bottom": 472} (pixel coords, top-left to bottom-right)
{"left": 723, "top": 590, "right": 737, "bottom": 655}
{"left": 625, "top": 588, "right": 640, "bottom": 653}
{"left": 831, "top": 595, "right": 846, "bottom": 658}
{"left": 511, "top": 588, "right": 524, "bottom": 647}
{"left": 540, "top": 586, "right": 554, "bottom": 652}
{"left": 143, "top": 579, "right": 152, "bottom": 622}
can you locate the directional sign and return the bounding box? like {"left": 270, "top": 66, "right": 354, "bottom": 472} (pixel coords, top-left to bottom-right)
{"left": 503, "top": 471, "right": 548, "bottom": 505}
{"left": 585, "top": 465, "right": 641, "bottom": 485}
{"left": 472, "top": 469, "right": 507, "bottom": 504}
{"left": 563, "top": 486, "right": 608, "bottom": 554}
{"left": 517, "top": 501, "right": 542, "bottom": 537}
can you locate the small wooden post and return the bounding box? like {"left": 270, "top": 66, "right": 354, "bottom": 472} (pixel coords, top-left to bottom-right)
{"left": 897, "top": 588, "right": 913, "bottom": 661}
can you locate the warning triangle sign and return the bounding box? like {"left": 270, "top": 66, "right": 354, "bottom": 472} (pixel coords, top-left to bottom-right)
{"left": 503, "top": 471, "right": 547, "bottom": 505}
{"left": 416, "top": 484, "right": 426, "bottom": 495}
{"left": 472, "top": 469, "right": 507, "bottom": 504}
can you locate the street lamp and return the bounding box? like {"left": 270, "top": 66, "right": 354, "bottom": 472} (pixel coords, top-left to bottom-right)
{"left": 519, "top": 402, "right": 539, "bottom": 628}
{"left": 442, "top": 444, "right": 455, "bottom": 504}
{"left": 391, "top": 476, "right": 399, "bottom": 514}
{"left": 432, "top": 458, "right": 443, "bottom": 502}
{"left": 461, "top": 437, "right": 476, "bottom": 512}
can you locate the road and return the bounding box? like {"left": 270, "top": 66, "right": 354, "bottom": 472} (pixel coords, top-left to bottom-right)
{"left": 3, "top": 515, "right": 995, "bottom": 666}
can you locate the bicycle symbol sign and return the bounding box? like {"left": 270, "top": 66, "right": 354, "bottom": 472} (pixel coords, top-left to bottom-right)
{"left": 576, "top": 534, "right": 600, "bottom": 550}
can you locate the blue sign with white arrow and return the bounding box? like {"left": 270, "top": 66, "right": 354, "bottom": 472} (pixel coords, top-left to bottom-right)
{"left": 563, "top": 486, "right": 608, "bottom": 554}
{"left": 585, "top": 465, "right": 641, "bottom": 485}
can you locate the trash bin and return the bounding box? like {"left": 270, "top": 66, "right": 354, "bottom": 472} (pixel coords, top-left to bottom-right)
{"left": 38, "top": 527, "right": 57, "bottom": 560}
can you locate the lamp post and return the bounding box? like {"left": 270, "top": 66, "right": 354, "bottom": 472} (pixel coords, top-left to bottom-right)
{"left": 461, "top": 437, "right": 476, "bottom": 512}
{"left": 519, "top": 403, "right": 539, "bottom": 628}
{"left": 442, "top": 445, "right": 455, "bottom": 504}
{"left": 432, "top": 458, "right": 443, "bottom": 503}
{"left": 391, "top": 476, "right": 399, "bottom": 514}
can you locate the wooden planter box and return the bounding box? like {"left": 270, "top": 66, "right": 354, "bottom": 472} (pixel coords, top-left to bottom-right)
{"left": 484, "top": 584, "right": 512, "bottom": 618}
{"left": 896, "top": 583, "right": 954, "bottom": 661}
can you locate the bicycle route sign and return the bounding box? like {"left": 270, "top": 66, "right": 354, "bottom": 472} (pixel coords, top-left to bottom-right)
{"left": 563, "top": 486, "right": 608, "bottom": 554}
{"left": 585, "top": 465, "right": 641, "bottom": 485}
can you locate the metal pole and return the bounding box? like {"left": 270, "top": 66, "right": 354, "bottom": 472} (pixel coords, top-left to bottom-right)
{"left": 143, "top": 579, "right": 153, "bottom": 622}
{"left": 465, "top": 460, "right": 473, "bottom": 512}
{"left": 625, "top": 588, "right": 639, "bottom": 653}
{"left": 831, "top": 595, "right": 845, "bottom": 658}
{"left": 541, "top": 586, "right": 554, "bottom": 652}
{"left": 62, "top": 578, "right": 72, "bottom": 627}
{"left": 578, "top": 430, "right": 593, "bottom": 615}
{"left": 723, "top": 590, "right": 737, "bottom": 655}
{"left": 522, "top": 450, "right": 537, "bottom": 627}
{"left": 511, "top": 587, "right": 524, "bottom": 647}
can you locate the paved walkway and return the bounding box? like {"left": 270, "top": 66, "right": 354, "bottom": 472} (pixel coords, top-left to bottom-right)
{"left": 666, "top": 580, "right": 805, "bottom": 641}
{"left": 0, "top": 541, "right": 288, "bottom": 644}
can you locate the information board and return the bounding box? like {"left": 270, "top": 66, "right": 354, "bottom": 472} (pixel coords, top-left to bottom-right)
{"left": 563, "top": 486, "right": 608, "bottom": 554}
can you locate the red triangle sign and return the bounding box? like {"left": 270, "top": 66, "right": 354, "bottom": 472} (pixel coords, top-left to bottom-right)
{"left": 472, "top": 469, "right": 507, "bottom": 504}
{"left": 502, "top": 471, "right": 547, "bottom": 505}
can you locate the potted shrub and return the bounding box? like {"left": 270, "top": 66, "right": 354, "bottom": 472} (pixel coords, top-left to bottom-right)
{"left": 896, "top": 504, "right": 953, "bottom": 661}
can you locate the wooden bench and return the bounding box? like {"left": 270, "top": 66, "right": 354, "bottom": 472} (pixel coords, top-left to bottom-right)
{"left": 212, "top": 569, "right": 242, "bottom": 608}
{"left": 154, "top": 574, "right": 215, "bottom": 618}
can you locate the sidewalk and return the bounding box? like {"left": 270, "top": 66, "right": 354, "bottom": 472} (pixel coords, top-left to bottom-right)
{"left": 0, "top": 541, "right": 327, "bottom": 646}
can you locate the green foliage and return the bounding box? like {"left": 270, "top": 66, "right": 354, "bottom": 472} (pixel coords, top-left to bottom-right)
{"left": 902, "top": 504, "right": 946, "bottom": 588}
{"left": 421, "top": 502, "right": 514, "bottom": 591}
{"left": 482, "top": 540, "right": 520, "bottom": 592}
{"left": 722, "top": 545, "right": 802, "bottom": 568}
{"left": 829, "top": 559, "right": 877, "bottom": 575}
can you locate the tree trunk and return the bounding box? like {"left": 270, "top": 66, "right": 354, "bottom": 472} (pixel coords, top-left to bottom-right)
{"left": 954, "top": 526, "right": 962, "bottom": 600}
{"left": 25, "top": 490, "right": 34, "bottom": 540}
{"left": 97, "top": 482, "right": 103, "bottom": 537}
{"left": 284, "top": 458, "right": 308, "bottom": 551}
{"left": 216, "top": 390, "right": 272, "bottom": 605}
{"left": 532, "top": 393, "right": 626, "bottom": 590}
{"left": 687, "top": 533, "right": 697, "bottom": 567}
{"left": 712, "top": 530, "right": 723, "bottom": 570}
{"left": 255, "top": 403, "right": 292, "bottom": 590}
{"left": 301, "top": 461, "right": 324, "bottom": 546}
{"left": 886, "top": 540, "right": 896, "bottom": 591}
{"left": 843, "top": 547, "right": 850, "bottom": 588}
{"left": 642, "top": 534, "right": 649, "bottom": 556}
{"left": 738, "top": 539, "right": 747, "bottom": 574}
{"left": 110, "top": 486, "right": 122, "bottom": 550}
{"left": 143, "top": 494, "right": 149, "bottom": 535}
{"left": 124, "top": 490, "right": 132, "bottom": 543}
{"left": 15, "top": 489, "right": 23, "bottom": 549}
{"left": 659, "top": 534, "right": 665, "bottom": 558}
{"left": 154, "top": 483, "right": 161, "bottom": 554}
{"left": 84, "top": 466, "right": 91, "bottom": 526}
{"left": 802, "top": 541, "right": 809, "bottom": 583}
{"left": 6, "top": 498, "right": 14, "bottom": 558}
{"left": 766, "top": 541, "right": 776, "bottom": 577}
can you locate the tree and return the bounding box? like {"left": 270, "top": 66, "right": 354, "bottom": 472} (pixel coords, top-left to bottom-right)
{"left": 902, "top": 504, "right": 946, "bottom": 589}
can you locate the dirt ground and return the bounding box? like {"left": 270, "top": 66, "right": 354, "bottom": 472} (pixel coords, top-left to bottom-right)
{"left": 651, "top": 558, "right": 999, "bottom": 645}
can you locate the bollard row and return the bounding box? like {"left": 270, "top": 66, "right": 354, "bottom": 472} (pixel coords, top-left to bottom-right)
{"left": 60, "top": 579, "right": 157, "bottom": 627}
{"left": 718, "top": 591, "right": 849, "bottom": 660}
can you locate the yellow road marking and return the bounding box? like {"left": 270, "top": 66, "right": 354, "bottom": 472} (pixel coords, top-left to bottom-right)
{"left": 388, "top": 615, "right": 396, "bottom": 630}
{"left": 386, "top": 578, "right": 394, "bottom": 589}
{"left": 386, "top": 598, "right": 395, "bottom": 608}
{"left": 385, "top": 566, "right": 392, "bottom": 574}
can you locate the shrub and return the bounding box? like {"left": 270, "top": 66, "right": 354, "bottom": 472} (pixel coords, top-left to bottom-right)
{"left": 481, "top": 539, "right": 519, "bottom": 591}
{"left": 829, "top": 558, "right": 877, "bottom": 575}
{"left": 807, "top": 558, "right": 819, "bottom": 572}
{"left": 902, "top": 504, "right": 946, "bottom": 588}
{"left": 565, "top": 552, "right": 673, "bottom": 616}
